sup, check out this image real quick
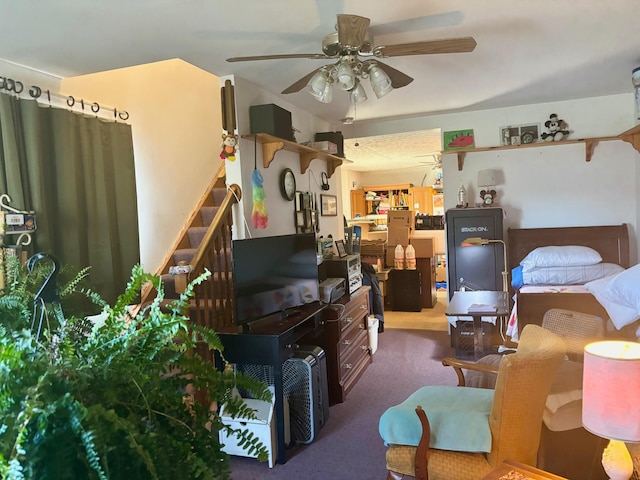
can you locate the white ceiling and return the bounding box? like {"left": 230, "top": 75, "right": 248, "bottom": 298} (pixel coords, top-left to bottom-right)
{"left": 2, "top": 1, "right": 640, "bottom": 171}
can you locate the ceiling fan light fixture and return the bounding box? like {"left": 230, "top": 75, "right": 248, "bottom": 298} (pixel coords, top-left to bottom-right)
{"left": 307, "top": 68, "right": 331, "bottom": 100}
{"left": 349, "top": 81, "right": 368, "bottom": 104}
{"left": 336, "top": 61, "right": 355, "bottom": 91}
{"left": 317, "top": 80, "right": 334, "bottom": 103}
{"left": 368, "top": 64, "right": 393, "bottom": 99}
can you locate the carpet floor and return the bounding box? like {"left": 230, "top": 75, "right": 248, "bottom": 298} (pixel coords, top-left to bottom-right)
{"left": 228, "top": 328, "right": 457, "bottom": 479}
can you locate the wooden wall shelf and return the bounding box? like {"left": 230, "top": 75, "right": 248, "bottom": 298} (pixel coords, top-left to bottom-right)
{"left": 242, "top": 133, "right": 345, "bottom": 178}
{"left": 442, "top": 129, "right": 640, "bottom": 171}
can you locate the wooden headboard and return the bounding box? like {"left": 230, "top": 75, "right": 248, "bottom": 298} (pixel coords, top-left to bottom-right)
{"left": 507, "top": 224, "right": 630, "bottom": 271}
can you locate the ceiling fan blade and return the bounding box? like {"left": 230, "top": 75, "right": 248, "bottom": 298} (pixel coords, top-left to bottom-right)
{"left": 281, "top": 68, "right": 322, "bottom": 94}
{"left": 227, "top": 53, "right": 329, "bottom": 62}
{"left": 373, "top": 61, "right": 414, "bottom": 89}
{"left": 375, "top": 36, "right": 477, "bottom": 57}
{"left": 336, "top": 14, "right": 371, "bottom": 49}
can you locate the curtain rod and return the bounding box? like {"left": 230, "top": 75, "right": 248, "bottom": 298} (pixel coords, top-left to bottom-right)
{"left": 0, "top": 75, "right": 130, "bottom": 121}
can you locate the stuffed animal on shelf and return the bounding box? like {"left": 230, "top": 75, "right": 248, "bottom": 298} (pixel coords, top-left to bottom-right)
{"left": 480, "top": 189, "right": 497, "bottom": 206}
{"left": 220, "top": 133, "right": 238, "bottom": 161}
{"left": 541, "top": 113, "right": 570, "bottom": 142}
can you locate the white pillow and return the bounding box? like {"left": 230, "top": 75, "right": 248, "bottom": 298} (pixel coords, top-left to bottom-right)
{"left": 608, "top": 264, "right": 640, "bottom": 312}
{"left": 584, "top": 274, "right": 640, "bottom": 330}
{"left": 522, "top": 263, "right": 624, "bottom": 286}
{"left": 521, "top": 246, "right": 603, "bottom": 273}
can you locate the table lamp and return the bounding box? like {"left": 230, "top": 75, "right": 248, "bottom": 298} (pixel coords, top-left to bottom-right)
{"left": 461, "top": 237, "right": 509, "bottom": 293}
{"left": 582, "top": 341, "right": 640, "bottom": 480}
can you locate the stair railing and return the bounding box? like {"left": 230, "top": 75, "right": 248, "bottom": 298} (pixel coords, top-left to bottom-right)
{"left": 178, "top": 183, "right": 241, "bottom": 333}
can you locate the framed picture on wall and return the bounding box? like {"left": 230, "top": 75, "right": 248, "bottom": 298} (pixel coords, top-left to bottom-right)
{"left": 320, "top": 194, "right": 337, "bottom": 216}
{"left": 443, "top": 129, "right": 475, "bottom": 151}
{"left": 499, "top": 123, "right": 540, "bottom": 145}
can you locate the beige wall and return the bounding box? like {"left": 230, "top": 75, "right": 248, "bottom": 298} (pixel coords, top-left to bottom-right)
{"left": 62, "top": 59, "right": 223, "bottom": 272}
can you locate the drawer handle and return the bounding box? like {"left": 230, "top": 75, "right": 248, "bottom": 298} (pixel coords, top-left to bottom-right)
{"left": 359, "top": 325, "right": 365, "bottom": 330}
{"left": 361, "top": 345, "right": 368, "bottom": 351}
{"left": 343, "top": 339, "right": 351, "bottom": 346}
{"left": 345, "top": 317, "right": 353, "bottom": 324}
{"left": 360, "top": 304, "right": 366, "bottom": 310}
{"left": 344, "top": 363, "right": 352, "bottom": 369}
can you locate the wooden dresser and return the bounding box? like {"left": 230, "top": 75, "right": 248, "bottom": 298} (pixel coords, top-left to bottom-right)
{"left": 303, "top": 286, "right": 372, "bottom": 405}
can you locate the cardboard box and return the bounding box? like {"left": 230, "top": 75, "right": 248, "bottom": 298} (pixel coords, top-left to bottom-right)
{"left": 315, "top": 131, "right": 344, "bottom": 157}
{"left": 409, "top": 238, "right": 434, "bottom": 258}
{"left": 387, "top": 226, "right": 410, "bottom": 247}
{"left": 387, "top": 210, "right": 413, "bottom": 228}
{"left": 436, "top": 267, "right": 447, "bottom": 282}
{"left": 385, "top": 246, "right": 397, "bottom": 268}
{"left": 311, "top": 141, "right": 337, "bottom": 154}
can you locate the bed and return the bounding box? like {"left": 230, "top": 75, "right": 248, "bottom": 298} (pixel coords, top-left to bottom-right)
{"left": 506, "top": 224, "right": 631, "bottom": 338}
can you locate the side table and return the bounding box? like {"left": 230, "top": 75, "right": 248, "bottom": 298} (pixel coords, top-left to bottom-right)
{"left": 445, "top": 290, "right": 509, "bottom": 359}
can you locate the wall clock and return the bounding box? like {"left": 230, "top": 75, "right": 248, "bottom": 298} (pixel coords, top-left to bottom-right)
{"left": 280, "top": 168, "right": 296, "bottom": 201}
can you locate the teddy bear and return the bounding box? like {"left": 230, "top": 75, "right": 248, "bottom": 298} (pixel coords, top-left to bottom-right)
{"left": 541, "top": 113, "right": 570, "bottom": 142}
{"left": 220, "top": 133, "right": 238, "bottom": 161}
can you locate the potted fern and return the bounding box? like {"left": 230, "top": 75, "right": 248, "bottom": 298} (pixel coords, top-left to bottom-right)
{"left": 0, "top": 254, "right": 270, "bottom": 480}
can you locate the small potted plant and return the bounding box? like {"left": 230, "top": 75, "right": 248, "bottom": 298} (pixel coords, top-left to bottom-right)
{"left": 0, "top": 254, "right": 270, "bottom": 480}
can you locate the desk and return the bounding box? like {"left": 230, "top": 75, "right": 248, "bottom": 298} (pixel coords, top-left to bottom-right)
{"left": 217, "top": 302, "right": 326, "bottom": 465}
{"left": 446, "top": 291, "right": 509, "bottom": 359}
{"left": 482, "top": 459, "right": 568, "bottom": 479}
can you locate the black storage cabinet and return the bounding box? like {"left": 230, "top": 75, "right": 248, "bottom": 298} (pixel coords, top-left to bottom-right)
{"left": 389, "top": 269, "right": 422, "bottom": 312}
{"left": 445, "top": 207, "right": 505, "bottom": 300}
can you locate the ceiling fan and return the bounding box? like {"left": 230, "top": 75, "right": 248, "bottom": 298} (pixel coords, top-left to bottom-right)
{"left": 226, "top": 14, "right": 476, "bottom": 99}
{"left": 415, "top": 154, "right": 443, "bottom": 170}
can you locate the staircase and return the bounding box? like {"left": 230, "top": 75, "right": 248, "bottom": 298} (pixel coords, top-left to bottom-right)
{"left": 151, "top": 162, "right": 241, "bottom": 338}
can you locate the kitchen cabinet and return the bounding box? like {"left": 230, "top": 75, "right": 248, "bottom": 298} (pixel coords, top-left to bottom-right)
{"left": 409, "top": 186, "right": 435, "bottom": 215}
{"left": 350, "top": 189, "right": 367, "bottom": 218}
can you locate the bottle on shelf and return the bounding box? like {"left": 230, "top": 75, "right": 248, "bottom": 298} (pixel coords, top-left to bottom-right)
{"left": 457, "top": 183, "right": 468, "bottom": 208}
{"left": 394, "top": 244, "right": 405, "bottom": 270}
{"left": 405, "top": 244, "right": 416, "bottom": 270}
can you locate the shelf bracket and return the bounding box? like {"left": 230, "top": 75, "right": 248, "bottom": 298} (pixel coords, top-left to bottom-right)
{"left": 260, "top": 140, "right": 285, "bottom": 168}
{"left": 299, "top": 152, "right": 315, "bottom": 175}
{"left": 584, "top": 139, "right": 597, "bottom": 162}
{"left": 456, "top": 152, "right": 466, "bottom": 171}
{"left": 620, "top": 133, "right": 640, "bottom": 155}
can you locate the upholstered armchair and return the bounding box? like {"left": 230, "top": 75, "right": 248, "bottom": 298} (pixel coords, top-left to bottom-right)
{"left": 443, "top": 309, "right": 604, "bottom": 431}
{"left": 379, "top": 324, "right": 566, "bottom": 480}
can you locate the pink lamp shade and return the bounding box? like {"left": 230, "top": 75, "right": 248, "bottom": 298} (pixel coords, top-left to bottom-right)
{"left": 582, "top": 340, "right": 640, "bottom": 442}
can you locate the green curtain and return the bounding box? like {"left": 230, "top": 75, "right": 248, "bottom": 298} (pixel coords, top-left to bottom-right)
{"left": 0, "top": 93, "right": 139, "bottom": 304}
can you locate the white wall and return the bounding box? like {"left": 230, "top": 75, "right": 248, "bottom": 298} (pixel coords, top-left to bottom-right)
{"left": 61, "top": 59, "right": 223, "bottom": 272}
{"left": 0, "top": 58, "right": 62, "bottom": 91}
{"left": 338, "top": 94, "right": 640, "bottom": 264}
{"left": 227, "top": 76, "right": 347, "bottom": 241}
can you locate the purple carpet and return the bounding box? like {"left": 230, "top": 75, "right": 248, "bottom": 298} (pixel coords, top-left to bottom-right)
{"left": 229, "top": 328, "right": 456, "bottom": 479}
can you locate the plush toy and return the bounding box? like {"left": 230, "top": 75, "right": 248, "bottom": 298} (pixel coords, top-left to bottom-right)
{"left": 220, "top": 133, "right": 238, "bottom": 161}
{"left": 480, "top": 189, "right": 497, "bottom": 206}
{"left": 541, "top": 113, "right": 570, "bottom": 142}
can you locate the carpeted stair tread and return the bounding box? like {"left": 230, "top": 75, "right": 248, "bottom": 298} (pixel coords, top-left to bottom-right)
{"left": 188, "top": 227, "right": 208, "bottom": 248}
{"left": 199, "top": 206, "right": 220, "bottom": 226}
{"left": 211, "top": 188, "right": 227, "bottom": 205}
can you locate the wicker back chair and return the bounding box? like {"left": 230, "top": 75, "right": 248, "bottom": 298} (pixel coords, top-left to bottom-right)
{"left": 382, "top": 324, "right": 566, "bottom": 480}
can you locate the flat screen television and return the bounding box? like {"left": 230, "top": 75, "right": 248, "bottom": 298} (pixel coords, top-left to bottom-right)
{"left": 232, "top": 233, "right": 320, "bottom": 326}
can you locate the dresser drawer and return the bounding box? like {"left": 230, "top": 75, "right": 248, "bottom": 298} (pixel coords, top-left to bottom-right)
{"left": 339, "top": 330, "right": 371, "bottom": 398}
{"left": 337, "top": 317, "right": 366, "bottom": 358}
{"left": 339, "top": 294, "right": 368, "bottom": 334}
{"left": 338, "top": 328, "right": 369, "bottom": 379}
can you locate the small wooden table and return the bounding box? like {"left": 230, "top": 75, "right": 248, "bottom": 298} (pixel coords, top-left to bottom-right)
{"left": 445, "top": 290, "right": 509, "bottom": 359}
{"left": 482, "top": 459, "right": 568, "bottom": 479}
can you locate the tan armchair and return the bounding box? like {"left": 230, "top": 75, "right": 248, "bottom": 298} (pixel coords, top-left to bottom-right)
{"left": 380, "top": 324, "right": 566, "bottom": 480}
{"left": 443, "top": 309, "right": 605, "bottom": 431}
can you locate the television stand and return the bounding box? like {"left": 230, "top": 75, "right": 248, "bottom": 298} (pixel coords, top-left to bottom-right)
{"left": 216, "top": 301, "right": 327, "bottom": 465}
